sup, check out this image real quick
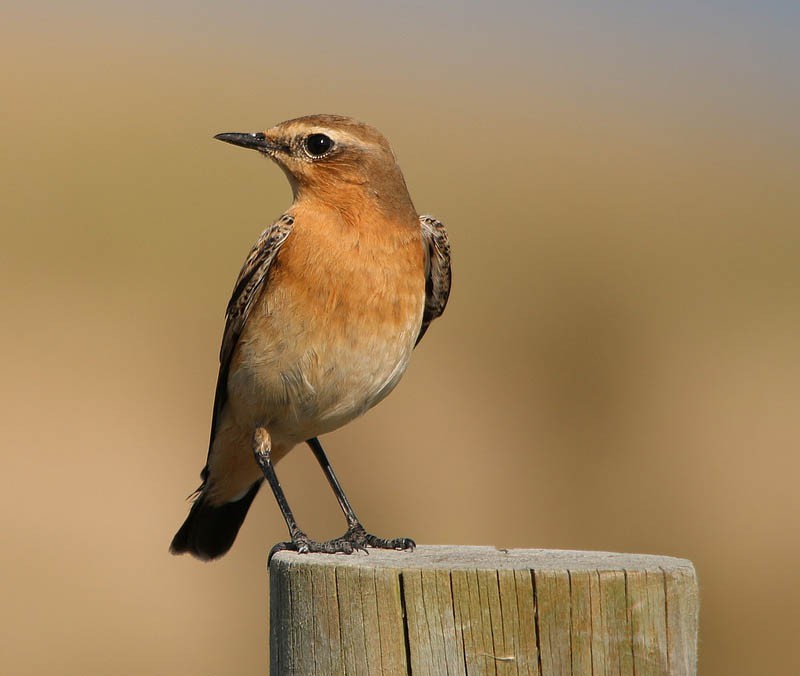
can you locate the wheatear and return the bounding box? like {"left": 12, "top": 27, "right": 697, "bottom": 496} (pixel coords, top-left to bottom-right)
{"left": 170, "top": 114, "right": 451, "bottom": 560}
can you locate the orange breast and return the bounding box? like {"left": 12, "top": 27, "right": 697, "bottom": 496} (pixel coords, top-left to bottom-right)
{"left": 227, "top": 205, "right": 426, "bottom": 444}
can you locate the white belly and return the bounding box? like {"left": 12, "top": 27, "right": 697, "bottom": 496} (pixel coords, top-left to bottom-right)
{"left": 226, "top": 291, "right": 423, "bottom": 446}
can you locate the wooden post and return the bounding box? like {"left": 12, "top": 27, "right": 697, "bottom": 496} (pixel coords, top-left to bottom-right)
{"left": 269, "top": 545, "right": 698, "bottom": 675}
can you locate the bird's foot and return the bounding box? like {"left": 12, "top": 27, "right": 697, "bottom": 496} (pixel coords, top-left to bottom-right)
{"left": 268, "top": 531, "right": 361, "bottom": 563}
{"left": 268, "top": 526, "right": 415, "bottom": 562}
{"left": 341, "top": 523, "right": 416, "bottom": 552}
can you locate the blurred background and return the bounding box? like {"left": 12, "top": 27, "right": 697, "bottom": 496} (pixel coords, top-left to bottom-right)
{"left": 1, "top": 1, "right": 798, "bottom": 674}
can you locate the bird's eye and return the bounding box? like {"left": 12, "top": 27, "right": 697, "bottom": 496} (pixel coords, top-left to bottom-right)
{"left": 304, "top": 133, "right": 334, "bottom": 157}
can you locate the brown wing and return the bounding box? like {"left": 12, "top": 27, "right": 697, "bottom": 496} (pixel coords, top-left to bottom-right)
{"left": 201, "top": 213, "right": 294, "bottom": 481}
{"left": 416, "top": 215, "right": 452, "bottom": 345}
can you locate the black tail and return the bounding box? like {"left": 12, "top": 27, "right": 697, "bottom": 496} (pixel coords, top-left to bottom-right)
{"left": 170, "top": 480, "right": 262, "bottom": 561}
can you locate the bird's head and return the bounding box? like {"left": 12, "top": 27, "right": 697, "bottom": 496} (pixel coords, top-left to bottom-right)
{"left": 215, "top": 114, "right": 414, "bottom": 214}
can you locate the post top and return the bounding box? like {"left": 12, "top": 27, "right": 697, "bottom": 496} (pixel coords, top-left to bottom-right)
{"left": 269, "top": 544, "right": 695, "bottom": 573}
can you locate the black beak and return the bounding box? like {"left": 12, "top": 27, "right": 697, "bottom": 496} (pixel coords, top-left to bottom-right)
{"left": 214, "top": 132, "right": 272, "bottom": 152}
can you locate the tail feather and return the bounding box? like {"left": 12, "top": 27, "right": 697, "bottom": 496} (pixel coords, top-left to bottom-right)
{"left": 170, "top": 479, "right": 262, "bottom": 561}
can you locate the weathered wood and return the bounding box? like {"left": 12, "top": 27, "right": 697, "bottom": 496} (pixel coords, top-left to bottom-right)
{"left": 269, "top": 545, "right": 698, "bottom": 675}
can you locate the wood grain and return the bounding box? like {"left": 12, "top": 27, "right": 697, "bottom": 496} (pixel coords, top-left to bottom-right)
{"left": 269, "top": 545, "right": 698, "bottom": 675}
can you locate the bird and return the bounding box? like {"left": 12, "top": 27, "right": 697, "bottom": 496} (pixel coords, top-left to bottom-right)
{"left": 170, "top": 114, "right": 451, "bottom": 561}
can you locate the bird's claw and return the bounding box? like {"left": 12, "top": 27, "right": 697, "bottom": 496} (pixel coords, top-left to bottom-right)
{"left": 338, "top": 523, "right": 416, "bottom": 552}
{"left": 268, "top": 526, "right": 415, "bottom": 563}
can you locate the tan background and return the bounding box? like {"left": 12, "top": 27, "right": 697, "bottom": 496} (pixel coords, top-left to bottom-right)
{"left": 2, "top": 3, "right": 798, "bottom": 675}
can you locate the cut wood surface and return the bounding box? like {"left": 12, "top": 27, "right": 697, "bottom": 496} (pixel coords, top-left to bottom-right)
{"left": 269, "top": 545, "right": 698, "bottom": 675}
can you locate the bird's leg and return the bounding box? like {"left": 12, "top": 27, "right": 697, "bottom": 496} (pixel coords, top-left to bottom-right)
{"left": 253, "top": 428, "right": 386, "bottom": 561}
{"left": 305, "top": 436, "right": 415, "bottom": 552}
{"left": 252, "top": 428, "right": 309, "bottom": 552}
{"left": 305, "top": 436, "right": 360, "bottom": 529}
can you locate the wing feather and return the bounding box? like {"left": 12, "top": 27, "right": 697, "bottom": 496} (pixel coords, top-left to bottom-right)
{"left": 416, "top": 215, "right": 452, "bottom": 345}
{"left": 201, "top": 213, "right": 294, "bottom": 481}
